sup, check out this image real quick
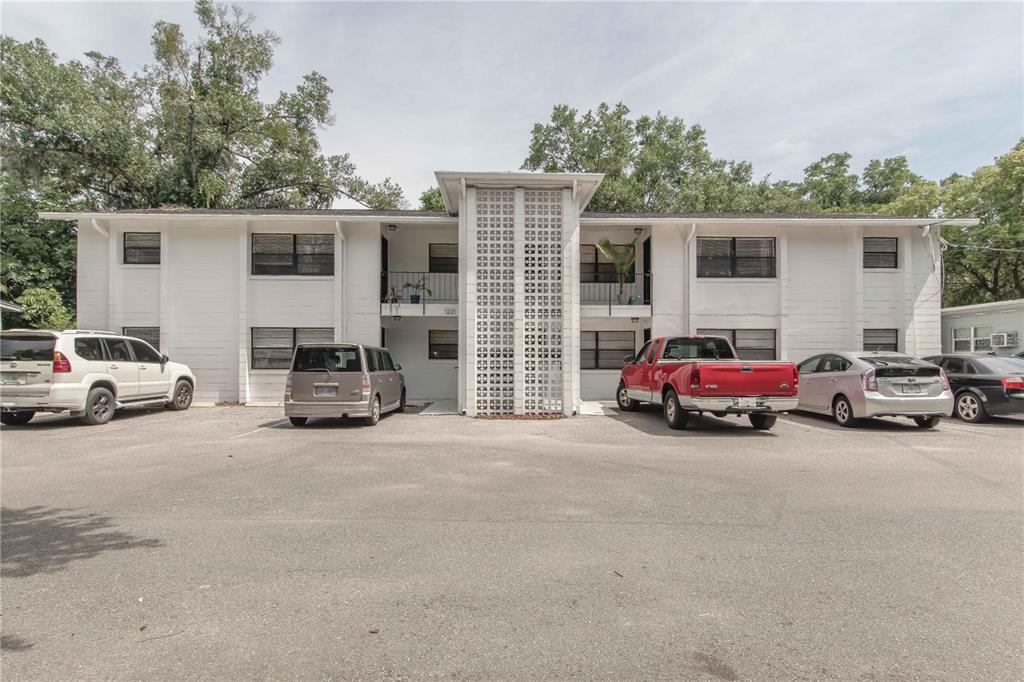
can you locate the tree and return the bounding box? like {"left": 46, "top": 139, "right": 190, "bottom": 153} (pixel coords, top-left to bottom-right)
{"left": 0, "top": 0, "right": 405, "bottom": 210}
{"left": 595, "top": 238, "right": 637, "bottom": 304}
{"left": 13, "top": 287, "right": 74, "bottom": 329}
{"left": 419, "top": 187, "right": 446, "bottom": 211}
{"left": 800, "top": 152, "right": 859, "bottom": 210}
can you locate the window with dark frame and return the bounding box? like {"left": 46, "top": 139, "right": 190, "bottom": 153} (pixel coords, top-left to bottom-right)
{"left": 251, "top": 327, "right": 333, "bottom": 369}
{"left": 863, "top": 328, "right": 899, "bottom": 352}
{"left": 428, "top": 330, "right": 458, "bottom": 360}
{"left": 580, "top": 244, "right": 636, "bottom": 284}
{"left": 123, "top": 327, "right": 160, "bottom": 351}
{"left": 696, "top": 237, "right": 775, "bottom": 278}
{"left": 696, "top": 328, "right": 777, "bottom": 360}
{"left": 124, "top": 232, "right": 161, "bottom": 264}
{"left": 581, "top": 331, "right": 636, "bottom": 369}
{"left": 863, "top": 237, "right": 898, "bottom": 268}
{"left": 429, "top": 244, "right": 459, "bottom": 273}
{"left": 252, "top": 234, "right": 334, "bottom": 276}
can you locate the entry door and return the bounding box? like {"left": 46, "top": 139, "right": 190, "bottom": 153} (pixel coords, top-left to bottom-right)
{"left": 102, "top": 338, "right": 139, "bottom": 398}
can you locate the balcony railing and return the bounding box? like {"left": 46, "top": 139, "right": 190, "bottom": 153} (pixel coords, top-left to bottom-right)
{"left": 381, "top": 271, "right": 458, "bottom": 306}
{"left": 581, "top": 273, "right": 651, "bottom": 309}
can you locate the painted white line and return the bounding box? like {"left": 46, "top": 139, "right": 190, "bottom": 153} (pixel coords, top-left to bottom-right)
{"left": 228, "top": 419, "right": 289, "bottom": 439}
{"left": 778, "top": 417, "right": 841, "bottom": 436}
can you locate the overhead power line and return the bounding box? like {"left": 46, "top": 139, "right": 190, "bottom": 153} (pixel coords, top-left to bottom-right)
{"left": 939, "top": 237, "right": 1024, "bottom": 254}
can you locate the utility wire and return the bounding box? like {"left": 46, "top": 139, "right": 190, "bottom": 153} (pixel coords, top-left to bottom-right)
{"left": 939, "top": 237, "right": 1024, "bottom": 254}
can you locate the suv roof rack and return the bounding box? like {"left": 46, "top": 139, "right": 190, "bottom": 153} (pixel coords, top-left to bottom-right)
{"left": 62, "top": 329, "right": 117, "bottom": 335}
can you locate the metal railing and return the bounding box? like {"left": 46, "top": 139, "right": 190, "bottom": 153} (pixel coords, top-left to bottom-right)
{"left": 380, "top": 271, "right": 459, "bottom": 306}
{"left": 580, "top": 273, "right": 652, "bottom": 311}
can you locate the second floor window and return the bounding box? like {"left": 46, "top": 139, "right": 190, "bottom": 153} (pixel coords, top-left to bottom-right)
{"left": 429, "top": 244, "right": 458, "bottom": 273}
{"left": 696, "top": 237, "right": 775, "bottom": 278}
{"left": 864, "top": 237, "right": 898, "bottom": 268}
{"left": 580, "top": 244, "right": 635, "bottom": 284}
{"left": 252, "top": 234, "right": 334, "bottom": 276}
{"left": 124, "top": 232, "right": 160, "bottom": 264}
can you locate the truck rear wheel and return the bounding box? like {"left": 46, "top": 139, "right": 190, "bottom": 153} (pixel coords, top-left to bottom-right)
{"left": 616, "top": 381, "right": 638, "bottom": 411}
{"left": 749, "top": 413, "right": 777, "bottom": 430}
{"left": 663, "top": 389, "right": 689, "bottom": 430}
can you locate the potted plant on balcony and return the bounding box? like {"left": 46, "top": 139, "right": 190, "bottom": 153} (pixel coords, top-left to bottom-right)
{"left": 596, "top": 237, "right": 638, "bottom": 305}
{"left": 402, "top": 277, "right": 432, "bottom": 304}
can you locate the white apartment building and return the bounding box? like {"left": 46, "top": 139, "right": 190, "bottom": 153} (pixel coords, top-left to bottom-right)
{"left": 43, "top": 170, "right": 974, "bottom": 415}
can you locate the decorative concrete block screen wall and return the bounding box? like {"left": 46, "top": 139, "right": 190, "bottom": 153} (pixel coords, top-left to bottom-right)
{"left": 463, "top": 186, "right": 580, "bottom": 416}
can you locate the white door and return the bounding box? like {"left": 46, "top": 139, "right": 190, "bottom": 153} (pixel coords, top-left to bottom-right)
{"left": 102, "top": 337, "right": 139, "bottom": 399}
{"left": 128, "top": 338, "right": 171, "bottom": 398}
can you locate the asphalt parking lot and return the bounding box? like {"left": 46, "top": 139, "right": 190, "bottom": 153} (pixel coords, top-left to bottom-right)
{"left": 2, "top": 405, "right": 1022, "bottom": 680}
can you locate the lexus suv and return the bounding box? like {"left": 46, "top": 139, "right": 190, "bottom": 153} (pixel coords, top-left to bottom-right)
{"left": 0, "top": 329, "right": 196, "bottom": 426}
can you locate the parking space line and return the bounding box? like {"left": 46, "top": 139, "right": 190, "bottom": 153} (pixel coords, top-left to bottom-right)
{"left": 229, "top": 419, "right": 289, "bottom": 439}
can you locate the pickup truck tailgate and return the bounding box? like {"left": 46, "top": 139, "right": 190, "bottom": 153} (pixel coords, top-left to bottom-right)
{"left": 696, "top": 362, "right": 796, "bottom": 397}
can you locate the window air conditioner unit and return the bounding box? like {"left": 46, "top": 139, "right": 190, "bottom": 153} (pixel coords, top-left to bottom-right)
{"left": 989, "top": 332, "right": 1018, "bottom": 348}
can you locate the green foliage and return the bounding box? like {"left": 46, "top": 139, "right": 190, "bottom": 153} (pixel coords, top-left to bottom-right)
{"left": 13, "top": 286, "right": 74, "bottom": 329}
{"left": 595, "top": 237, "right": 637, "bottom": 300}
{"left": 0, "top": 0, "right": 405, "bottom": 210}
{"left": 419, "top": 187, "right": 446, "bottom": 211}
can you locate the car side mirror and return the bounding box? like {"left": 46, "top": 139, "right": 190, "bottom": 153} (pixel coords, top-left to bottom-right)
{"left": 161, "top": 354, "right": 169, "bottom": 364}
{"left": 624, "top": 354, "right": 635, "bottom": 365}
{"left": 394, "top": 363, "right": 402, "bottom": 371}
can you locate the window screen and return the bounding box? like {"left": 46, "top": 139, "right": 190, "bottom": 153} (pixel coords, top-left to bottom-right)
{"left": 952, "top": 327, "right": 971, "bottom": 352}
{"left": 581, "top": 331, "right": 635, "bottom": 369}
{"left": 864, "top": 328, "right": 899, "bottom": 352}
{"left": 428, "top": 330, "right": 458, "bottom": 359}
{"left": 864, "top": 237, "right": 898, "bottom": 268}
{"left": 696, "top": 238, "right": 775, "bottom": 278}
{"left": 123, "top": 327, "right": 160, "bottom": 350}
{"left": 973, "top": 326, "right": 993, "bottom": 351}
{"left": 429, "top": 244, "right": 458, "bottom": 273}
{"left": 697, "top": 328, "right": 777, "bottom": 360}
{"left": 252, "top": 234, "right": 334, "bottom": 276}
{"left": 252, "top": 328, "right": 333, "bottom": 369}
{"left": 124, "top": 233, "right": 160, "bottom": 264}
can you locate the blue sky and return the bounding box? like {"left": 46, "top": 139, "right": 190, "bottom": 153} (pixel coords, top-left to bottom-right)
{"left": 3, "top": 1, "right": 1021, "bottom": 207}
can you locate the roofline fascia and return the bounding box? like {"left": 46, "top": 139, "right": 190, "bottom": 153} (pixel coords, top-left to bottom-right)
{"left": 941, "top": 298, "right": 1024, "bottom": 315}
{"left": 39, "top": 212, "right": 458, "bottom": 224}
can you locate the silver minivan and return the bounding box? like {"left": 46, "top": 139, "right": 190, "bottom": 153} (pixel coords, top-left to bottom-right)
{"left": 284, "top": 344, "right": 405, "bottom": 427}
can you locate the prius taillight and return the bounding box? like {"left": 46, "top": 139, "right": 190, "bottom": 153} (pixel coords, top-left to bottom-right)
{"left": 53, "top": 351, "right": 72, "bottom": 373}
{"left": 862, "top": 368, "right": 878, "bottom": 392}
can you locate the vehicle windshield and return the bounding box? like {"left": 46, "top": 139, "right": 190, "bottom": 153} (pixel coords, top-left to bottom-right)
{"left": 662, "top": 337, "right": 735, "bottom": 360}
{"left": 292, "top": 346, "right": 362, "bottom": 372}
{"left": 0, "top": 334, "right": 55, "bottom": 361}
{"left": 977, "top": 357, "right": 1024, "bottom": 374}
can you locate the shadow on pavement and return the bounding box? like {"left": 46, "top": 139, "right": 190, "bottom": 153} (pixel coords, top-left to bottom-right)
{"left": 0, "top": 406, "right": 167, "bottom": 432}
{"left": 786, "top": 411, "right": 952, "bottom": 432}
{"left": 1, "top": 506, "right": 162, "bottom": 578}
{"left": 607, "top": 404, "right": 778, "bottom": 438}
{"left": 1, "top": 635, "right": 34, "bottom": 652}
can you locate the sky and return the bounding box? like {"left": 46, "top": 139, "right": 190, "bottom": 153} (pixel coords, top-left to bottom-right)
{"left": 2, "top": 1, "right": 1022, "bottom": 208}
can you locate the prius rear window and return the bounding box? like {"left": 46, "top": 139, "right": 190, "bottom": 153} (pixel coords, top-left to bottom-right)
{"left": 292, "top": 346, "right": 362, "bottom": 372}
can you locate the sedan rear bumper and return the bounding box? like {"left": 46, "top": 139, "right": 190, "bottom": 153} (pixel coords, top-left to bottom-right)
{"left": 859, "top": 391, "right": 954, "bottom": 418}
{"left": 284, "top": 397, "right": 371, "bottom": 418}
{"left": 685, "top": 396, "right": 800, "bottom": 413}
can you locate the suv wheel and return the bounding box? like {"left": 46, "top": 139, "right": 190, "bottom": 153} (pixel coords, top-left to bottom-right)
{"left": 955, "top": 392, "right": 987, "bottom": 423}
{"left": 0, "top": 411, "right": 35, "bottom": 426}
{"left": 82, "top": 387, "right": 115, "bottom": 426}
{"left": 832, "top": 395, "right": 857, "bottom": 428}
{"left": 167, "top": 380, "right": 193, "bottom": 411}
{"left": 663, "top": 388, "right": 689, "bottom": 430}
{"left": 364, "top": 395, "right": 381, "bottom": 426}
{"left": 616, "top": 381, "right": 639, "bottom": 411}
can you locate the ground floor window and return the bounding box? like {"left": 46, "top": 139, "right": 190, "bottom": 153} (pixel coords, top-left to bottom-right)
{"left": 696, "top": 328, "right": 777, "bottom": 360}
{"left": 952, "top": 325, "right": 992, "bottom": 352}
{"left": 123, "top": 327, "right": 160, "bottom": 350}
{"left": 864, "top": 328, "right": 899, "bottom": 352}
{"left": 581, "top": 331, "right": 636, "bottom": 369}
{"left": 251, "top": 327, "right": 333, "bottom": 369}
{"left": 428, "top": 330, "right": 458, "bottom": 359}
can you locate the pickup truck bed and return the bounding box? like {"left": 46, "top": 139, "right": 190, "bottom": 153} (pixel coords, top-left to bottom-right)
{"left": 618, "top": 336, "right": 799, "bottom": 430}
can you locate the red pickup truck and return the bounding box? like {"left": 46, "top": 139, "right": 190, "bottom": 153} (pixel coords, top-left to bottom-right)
{"left": 616, "top": 335, "right": 799, "bottom": 430}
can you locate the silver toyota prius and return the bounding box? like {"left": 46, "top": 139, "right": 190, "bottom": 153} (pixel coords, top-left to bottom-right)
{"left": 796, "top": 351, "right": 953, "bottom": 428}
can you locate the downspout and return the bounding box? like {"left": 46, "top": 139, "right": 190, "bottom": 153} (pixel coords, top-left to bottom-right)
{"left": 335, "top": 220, "right": 346, "bottom": 341}
{"left": 678, "top": 223, "right": 697, "bottom": 334}
{"left": 91, "top": 218, "right": 110, "bottom": 239}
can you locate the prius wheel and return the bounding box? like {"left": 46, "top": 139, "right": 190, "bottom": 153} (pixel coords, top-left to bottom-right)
{"left": 364, "top": 396, "right": 381, "bottom": 426}
{"left": 663, "top": 389, "right": 689, "bottom": 430}
{"left": 914, "top": 416, "right": 941, "bottom": 429}
{"left": 167, "top": 380, "right": 193, "bottom": 411}
{"left": 749, "top": 413, "right": 777, "bottom": 430}
{"left": 82, "top": 387, "right": 115, "bottom": 426}
{"left": 616, "top": 381, "right": 638, "bottom": 411}
{"left": 0, "top": 411, "right": 35, "bottom": 426}
{"left": 955, "top": 392, "right": 987, "bottom": 423}
{"left": 832, "top": 396, "right": 857, "bottom": 428}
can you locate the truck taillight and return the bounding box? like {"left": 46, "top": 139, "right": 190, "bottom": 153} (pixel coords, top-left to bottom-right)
{"left": 792, "top": 366, "right": 799, "bottom": 394}
{"left": 1001, "top": 376, "right": 1024, "bottom": 391}
{"left": 361, "top": 372, "right": 371, "bottom": 394}
{"left": 53, "top": 351, "right": 72, "bottom": 373}
{"left": 862, "top": 368, "right": 877, "bottom": 392}
{"left": 690, "top": 367, "right": 701, "bottom": 391}
{"left": 940, "top": 369, "right": 950, "bottom": 391}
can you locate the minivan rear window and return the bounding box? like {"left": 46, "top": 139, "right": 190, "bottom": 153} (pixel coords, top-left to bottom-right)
{"left": 0, "top": 335, "right": 55, "bottom": 361}
{"left": 292, "top": 346, "right": 362, "bottom": 372}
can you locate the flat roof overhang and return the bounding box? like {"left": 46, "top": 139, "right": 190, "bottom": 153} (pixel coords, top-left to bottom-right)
{"left": 435, "top": 170, "right": 605, "bottom": 215}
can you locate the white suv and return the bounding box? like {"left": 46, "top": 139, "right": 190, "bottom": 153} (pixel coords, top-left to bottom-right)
{"left": 0, "top": 330, "right": 196, "bottom": 426}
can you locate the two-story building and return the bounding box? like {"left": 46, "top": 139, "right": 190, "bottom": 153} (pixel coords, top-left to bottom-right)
{"left": 42, "top": 170, "right": 975, "bottom": 415}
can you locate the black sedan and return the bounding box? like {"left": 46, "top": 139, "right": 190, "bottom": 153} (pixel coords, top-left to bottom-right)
{"left": 923, "top": 354, "right": 1024, "bottom": 422}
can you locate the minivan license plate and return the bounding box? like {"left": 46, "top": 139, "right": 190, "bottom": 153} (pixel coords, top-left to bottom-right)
{"left": 314, "top": 386, "right": 337, "bottom": 398}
